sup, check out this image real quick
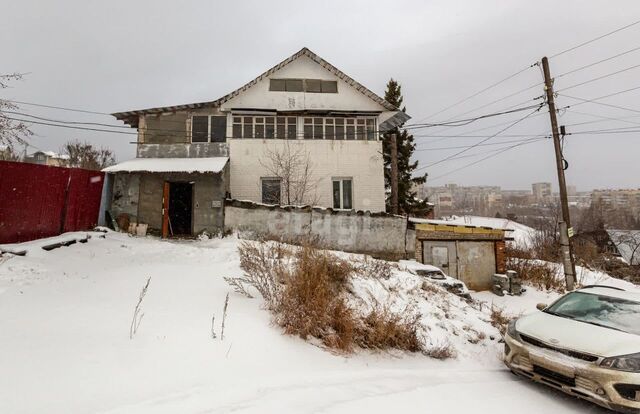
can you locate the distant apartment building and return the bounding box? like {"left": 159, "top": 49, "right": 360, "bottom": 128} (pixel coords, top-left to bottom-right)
{"left": 591, "top": 188, "right": 640, "bottom": 215}
{"left": 531, "top": 182, "right": 552, "bottom": 203}
{"left": 427, "top": 184, "right": 502, "bottom": 217}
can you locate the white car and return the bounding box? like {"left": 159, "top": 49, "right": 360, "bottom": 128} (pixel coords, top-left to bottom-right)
{"left": 504, "top": 285, "right": 640, "bottom": 413}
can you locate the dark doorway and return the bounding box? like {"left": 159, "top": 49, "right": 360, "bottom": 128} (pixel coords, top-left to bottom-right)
{"left": 168, "top": 182, "right": 193, "bottom": 236}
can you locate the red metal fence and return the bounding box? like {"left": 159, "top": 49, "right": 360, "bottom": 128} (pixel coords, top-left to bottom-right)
{"left": 0, "top": 161, "right": 105, "bottom": 244}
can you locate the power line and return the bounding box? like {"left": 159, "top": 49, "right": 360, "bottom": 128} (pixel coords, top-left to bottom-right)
{"left": 556, "top": 45, "right": 640, "bottom": 79}
{"left": 563, "top": 110, "right": 640, "bottom": 127}
{"left": 556, "top": 62, "right": 640, "bottom": 93}
{"left": 415, "top": 135, "right": 550, "bottom": 152}
{"left": 413, "top": 64, "right": 538, "bottom": 123}
{"left": 5, "top": 99, "right": 112, "bottom": 116}
{"left": 4, "top": 110, "right": 132, "bottom": 129}
{"left": 550, "top": 19, "right": 640, "bottom": 59}
{"left": 425, "top": 138, "right": 547, "bottom": 183}
{"left": 415, "top": 104, "right": 544, "bottom": 171}
{"left": 559, "top": 87, "right": 640, "bottom": 114}
{"left": 407, "top": 103, "right": 544, "bottom": 128}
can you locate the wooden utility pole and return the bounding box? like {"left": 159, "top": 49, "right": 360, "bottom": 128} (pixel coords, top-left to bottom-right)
{"left": 390, "top": 133, "right": 399, "bottom": 215}
{"left": 541, "top": 56, "right": 576, "bottom": 290}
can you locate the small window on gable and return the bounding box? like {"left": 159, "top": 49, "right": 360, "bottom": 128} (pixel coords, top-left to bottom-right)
{"left": 321, "top": 80, "right": 338, "bottom": 93}
{"left": 285, "top": 79, "right": 304, "bottom": 92}
{"left": 305, "top": 79, "right": 321, "bottom": 93}
{"left": 269, "top": 79, "right": 286, "bottom": 91}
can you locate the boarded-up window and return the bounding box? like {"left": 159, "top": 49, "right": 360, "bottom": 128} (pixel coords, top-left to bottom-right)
{"left": 211, "top": 116, "right": 227, "bottom": 142}
{"left": 261, "top": 178, "right": 281, "bottom": 204}
{"left": 321, "top": 80, "right": 338, "bottom": 93}
{"left": 305, "top": 79, "right": 321, "bottom": 93}
{"left": 285, "top": 79, "right": 304, "bottom": 92}
{"left": 192, "top": 116, "right": 209, "bottom": 142}
{"left": 269, "top": 79, "right": 286, "bottom": 91}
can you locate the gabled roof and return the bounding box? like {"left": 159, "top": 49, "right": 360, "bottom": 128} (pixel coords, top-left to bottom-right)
{"left": 112, "top": 47, "right": 398, "bottom": 127}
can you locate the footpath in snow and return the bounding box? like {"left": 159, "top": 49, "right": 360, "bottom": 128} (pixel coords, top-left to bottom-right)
{"left": 0, "top": 231, "right": 628, "bottom": 414}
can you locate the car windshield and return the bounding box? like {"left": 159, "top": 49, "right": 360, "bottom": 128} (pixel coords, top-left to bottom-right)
{"left": 545, "top": 291, "right": 640, "bottom": 335}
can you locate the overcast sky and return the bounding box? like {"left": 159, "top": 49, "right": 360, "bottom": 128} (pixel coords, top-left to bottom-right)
{"left": 3, "top": 0, "right": 640, "bottom": 191}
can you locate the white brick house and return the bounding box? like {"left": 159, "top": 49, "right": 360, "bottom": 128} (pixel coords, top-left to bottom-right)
{"left": 106, "top": 48, "right": 408, "bottom": 236}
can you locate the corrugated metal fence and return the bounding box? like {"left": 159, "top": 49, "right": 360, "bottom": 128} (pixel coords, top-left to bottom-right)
{"left": 0, "top": 161, "right": 104, "bottom": 243}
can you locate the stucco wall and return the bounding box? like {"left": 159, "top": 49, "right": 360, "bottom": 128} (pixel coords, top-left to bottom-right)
{"left": 224, "top": 200, "right": 407, "bottom": 259}
{"left": 111, "top": 173, "right": 140, "bottom": 220}
{"left": 228, "top": 139, "right": 385, "bottom": 212}
{"left": 137, "top": 143, "right": 228, "bottom": 158}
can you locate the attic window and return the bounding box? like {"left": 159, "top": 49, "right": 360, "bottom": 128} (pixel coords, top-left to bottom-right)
{"left": 269, "top": 78, "right": 337, "bottom": 93}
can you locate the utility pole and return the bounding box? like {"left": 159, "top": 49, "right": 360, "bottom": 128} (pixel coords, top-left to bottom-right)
{"left": 390, "top": 133, "right": 399, "bottom": 215}
{"left": 541, "top": 56, "right": 576, "bottom": 290}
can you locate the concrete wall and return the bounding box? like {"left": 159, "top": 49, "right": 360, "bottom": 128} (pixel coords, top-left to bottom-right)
{"left": 228, "top": 139, "right": 386, "bottom": 212}
{"left": 224, "top": 200, "right": 408, "bottom": 258}
{"left": 111, "top": 173, "right": 140, "bottom": 220}
{"left": 137, "top": 143, "right": 228, "bottom": 158}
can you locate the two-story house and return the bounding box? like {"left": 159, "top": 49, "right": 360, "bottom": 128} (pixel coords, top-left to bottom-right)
{"left": 103, "top": 47, "right": 409, "bottom": 237}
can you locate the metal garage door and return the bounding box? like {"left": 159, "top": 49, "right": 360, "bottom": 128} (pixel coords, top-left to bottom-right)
{"left": 457, "top": 241, "right": 496, "bottom": 291}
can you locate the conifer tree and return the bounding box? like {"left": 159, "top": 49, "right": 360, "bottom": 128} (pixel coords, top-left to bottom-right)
{"left": 382, "top": 79, "right": 430, "bottom": 216}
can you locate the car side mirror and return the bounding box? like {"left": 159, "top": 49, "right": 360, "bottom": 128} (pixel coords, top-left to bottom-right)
{"left": 536, "top": 303, "right": 547, "bottom": 311}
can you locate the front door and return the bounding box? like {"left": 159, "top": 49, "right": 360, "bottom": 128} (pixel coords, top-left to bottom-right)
{"left": 162, "top": 181, "right": 193, "bottom": 238}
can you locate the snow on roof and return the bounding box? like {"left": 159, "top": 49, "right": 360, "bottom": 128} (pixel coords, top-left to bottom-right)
{"left": 410, "top": 215, "right": 538, "bottom": 248}
{"left": 102, "top": 157, "right": 229, "bottom": 173}
{"left": 606, "top": 229, "right": 640, "bottom": 265}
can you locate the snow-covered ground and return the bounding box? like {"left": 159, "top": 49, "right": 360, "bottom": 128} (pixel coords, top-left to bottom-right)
{"left": 0, "top": 231, "right": 633, "bottom": 414}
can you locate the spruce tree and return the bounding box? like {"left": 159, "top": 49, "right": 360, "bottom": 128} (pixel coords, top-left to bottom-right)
{"left": 382, "top": 79, "right": 430, "bottom": 216}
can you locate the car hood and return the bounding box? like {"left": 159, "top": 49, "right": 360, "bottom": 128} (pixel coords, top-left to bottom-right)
{"left": 516, "top": 311, "right": 639, "bottom": 358}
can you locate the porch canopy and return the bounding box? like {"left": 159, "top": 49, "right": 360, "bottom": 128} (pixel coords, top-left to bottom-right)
{"left": 103, "top": 157, "right": 229, "bottom": 174}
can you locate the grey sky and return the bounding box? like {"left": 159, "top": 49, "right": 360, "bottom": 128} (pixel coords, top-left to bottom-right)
{"left": 3, "top": 0, "right": 640, "bottom": 191}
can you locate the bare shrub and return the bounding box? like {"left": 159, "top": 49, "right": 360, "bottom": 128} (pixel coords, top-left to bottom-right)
{"left": 228, "top": 241, "right": 289, "bottom": 309}
{"left": 353, "top": 255, "right": 396, "bottom": 280}
{"left": 277, "top": 246, "right": 355, "bottom": 351}
{"left": 507, "top": 257, "right": 565, "bottom": 293}
{"left": 356, "top": 307, "right": 422, "bottom": 352}
{"left": 425, "top": 341, "right": 456, "bottom": 359}
{"left": 233, "top": 241, "right": 426, "bottom": 354}
{"left": 489, "top": 304, "right": 513, "bottom": 337}
{"left": 130, "top": 277, "right": 151, "bottom": 339}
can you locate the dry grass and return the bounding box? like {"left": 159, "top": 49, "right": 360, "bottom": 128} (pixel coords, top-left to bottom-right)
{"left": 231, "top": 241, "right": 428, "bottom": 354}
{"left": 489, "top": 305, "right": 511, "bottom": 336}
{"left": 507, "top": 257, "right": 566, "bottom": 293}
{"left": 424, "top": 341, "right": 456, "bottom": 359}
{"left": 356, "top": 307, "right": 422, "bottom": 352}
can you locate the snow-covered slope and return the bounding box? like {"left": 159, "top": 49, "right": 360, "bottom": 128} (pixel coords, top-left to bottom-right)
{"left": 0, "top": 231, "right": 621, "bottom": 414}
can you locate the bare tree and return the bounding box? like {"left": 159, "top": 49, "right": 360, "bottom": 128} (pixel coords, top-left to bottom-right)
{"left": 610, "top": 231, "right": 640, "bottom": 266}
{"left": 0, "top": 74, "right": 33, "bottom": 150}
{"left": 64, "top": 140, "right": 115, "bottom": 170}
{"left": 0, "top": 144, "right": 21, "bottom": 161}
{"left": 259, "top": 141, "right": 319, "bottom": 206}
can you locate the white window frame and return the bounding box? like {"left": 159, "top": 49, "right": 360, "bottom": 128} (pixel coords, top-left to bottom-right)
{"left": 332, "top": 177, "right": 353, "bottom": 210}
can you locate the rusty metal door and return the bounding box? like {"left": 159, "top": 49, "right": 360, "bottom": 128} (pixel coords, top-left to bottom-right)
{"left": 422, "top": 241, "right": 458, "bottom": 277}
{"left": 457, "top": 241, "right": 496, "bottom": 291}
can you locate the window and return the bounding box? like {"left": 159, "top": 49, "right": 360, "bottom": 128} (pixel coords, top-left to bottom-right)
{"left": 332, "top": 178, "right": 353, "bottom": 210}
{"left": 269, "top": 79, "right": 286, "bottom": 91}
{"left": 285, "top": 79, "right": 304, "bottom": 92}
{"left": 191, "top": 115, "right": 227, "bottom": 142}
{"left": 321, "top": 80, "right": 338, "bottom": 93}
{"left": 192, "top": 116, "right": 209, "bottom": 142}
{"left": 234, "top": 116, "right": 296, "bottom": 139}
{"left": 211, "top": 116, "right": 227, "bottom": 142}
{"left": 261, "top": 178, "right": 281, "bottom": 204}
{"left": 303, "top": 118, "right": 313, "bottom": 139}
{"left": 305, "top": 79, "right": 321, "bottom": 93}
{"left": 269, "top": 78, "right": 338, "bottom": 93}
